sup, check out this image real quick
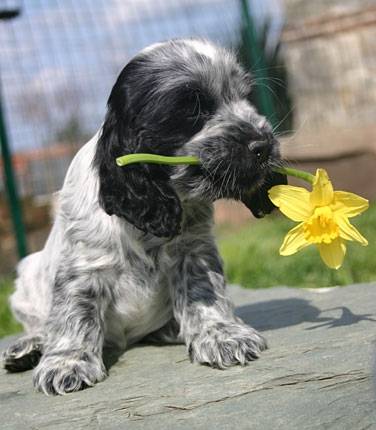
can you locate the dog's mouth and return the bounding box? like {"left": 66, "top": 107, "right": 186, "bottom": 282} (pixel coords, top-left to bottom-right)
{"left": 201, "top": 142, "right": 280, "bottom": 194}
{"left": 173, "top": 135, "right": 286, "bottom": 218}
{"left": 199, "top": 142, "right": 286, "bottom": 218}
{"left": 240, "top": 168, "right": 287, "bottom": 218}
{"left": 238, "top": 143, "right": 288, "bottom": 218}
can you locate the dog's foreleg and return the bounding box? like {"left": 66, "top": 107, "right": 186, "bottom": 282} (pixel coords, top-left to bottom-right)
{"left": 170, "top": 237, "right": 267, "bottom": 368}
{"left": 33, "top": 273, "right": 109, "bottom": 395}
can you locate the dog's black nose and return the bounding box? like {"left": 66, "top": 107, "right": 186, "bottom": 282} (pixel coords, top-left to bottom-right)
{"left": 250, "top": 140, "right": 271, "bottom": 163}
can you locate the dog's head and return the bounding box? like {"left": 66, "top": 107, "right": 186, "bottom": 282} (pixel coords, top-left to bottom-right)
{"left": 95, "top": 39, "right": 286, "bottom": 238}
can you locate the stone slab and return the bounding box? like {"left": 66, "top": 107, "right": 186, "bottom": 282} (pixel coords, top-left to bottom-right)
{"left": 1, "top": 283, "right": 376, "bottom": 429}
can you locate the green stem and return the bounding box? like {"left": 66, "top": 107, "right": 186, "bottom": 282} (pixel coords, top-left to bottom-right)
{"left": 273, "top": 166, "right": 315, "bottom": 184}
{"left": 116, "top": 154, "right": 200, "bottom": 167}
{"left": 115, "top": 153, "right": 315, "bottom": 184}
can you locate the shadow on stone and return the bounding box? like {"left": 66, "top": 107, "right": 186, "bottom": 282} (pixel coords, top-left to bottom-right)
{"left": 103, "top": 342, "right": 171, "bottom": 371}
{"left": 102, "top": 345, "right": 125, "bottom": 371}
{"left": 305, "top": 306, "right": 376, "bottom": 330}
{"left": 235, "top": 299, "right": 376, "bottom": 331}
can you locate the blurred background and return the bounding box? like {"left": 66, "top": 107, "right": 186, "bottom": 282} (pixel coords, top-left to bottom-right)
{"left": 0, "top": 0, "right": 376, "bottom": 336}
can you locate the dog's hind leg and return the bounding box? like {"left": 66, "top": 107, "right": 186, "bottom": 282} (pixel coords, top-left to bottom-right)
{"left": 2, "top": 334, "right": 43, "bottom": 372}
{"left": 2, "top": 252, "right": 49, "bottom": 373}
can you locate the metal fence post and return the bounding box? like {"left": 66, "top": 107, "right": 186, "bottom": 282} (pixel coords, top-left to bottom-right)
{"left": 0, "top": 5, "right": 27, "bottom": 260}
{"left": 0, "top": 84, "right": 28, "bottom": 259}
{"left": 239, "top": 0, "right": 277, "bottom": 129}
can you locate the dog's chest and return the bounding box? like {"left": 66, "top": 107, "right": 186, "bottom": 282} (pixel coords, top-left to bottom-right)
{"left": 106, "top": 242, "right": 173, "bottom": 346}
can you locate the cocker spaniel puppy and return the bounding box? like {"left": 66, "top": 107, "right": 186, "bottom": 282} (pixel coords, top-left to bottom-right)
{"left": 2, "top": 39, "right": 286, "bottom": 395}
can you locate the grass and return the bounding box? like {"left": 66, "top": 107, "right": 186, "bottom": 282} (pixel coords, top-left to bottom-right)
{"left": 0, "top": 277, "right": 22, "bottom": 339}
{"left": 0, "top": 202, "right": 375, "bottom": 338}
{"left": 217, "top": 202, "right": 376, "bottom": 289}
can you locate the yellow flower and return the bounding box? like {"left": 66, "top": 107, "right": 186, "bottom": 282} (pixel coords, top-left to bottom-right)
{"left": 268, "top": 169, "right": 369, "bottom": 269}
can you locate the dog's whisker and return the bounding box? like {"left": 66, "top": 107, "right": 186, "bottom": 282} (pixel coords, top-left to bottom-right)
{"left": 272, "top": 106, "right": 296, "bottom": 134}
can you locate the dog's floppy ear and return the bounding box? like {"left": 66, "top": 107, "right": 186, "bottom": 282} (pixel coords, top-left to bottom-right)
{"left": 241, "top": 171, "right": 287, "bottom": 218}
{"left": 94, "top": 100, "right": 182, "bottom": 238}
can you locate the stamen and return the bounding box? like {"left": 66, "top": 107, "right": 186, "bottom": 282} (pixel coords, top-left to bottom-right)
{"left": 303, "top": 206, "right": 339, "bottom": 244}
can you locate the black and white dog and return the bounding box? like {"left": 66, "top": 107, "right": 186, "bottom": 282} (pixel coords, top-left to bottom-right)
{"left": 2, "top": 39, "right": 286, "bottom": 395}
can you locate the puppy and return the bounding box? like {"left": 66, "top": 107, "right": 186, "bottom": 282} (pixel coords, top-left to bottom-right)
{"left": 2, "top": 39, "right": 286, "bottom": 395}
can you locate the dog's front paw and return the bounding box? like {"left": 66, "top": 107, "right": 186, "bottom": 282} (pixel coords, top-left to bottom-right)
{"left": 188, "top": 321, "right": 267, "bottom": 369}
{"left": 33, "top": 351, "right": 107, "bottom": 395}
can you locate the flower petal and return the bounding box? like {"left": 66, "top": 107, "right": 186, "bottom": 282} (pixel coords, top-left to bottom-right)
{"left": 280, "top": 223, "right": 310, "bottom": 256}
{"left": 332, "top": 191, "right": 369, "bottom": 218}
{"left": 336, "top": 215, "right": 368, "bottom": 246}
{"left": 268, "top": 185, "right": 312, "bottom": 222}
{"left": 318, "top": 238, "right": 346, "bottom": 270}
{"left": 310, "top": 169, "right": 334, "bottom": 207}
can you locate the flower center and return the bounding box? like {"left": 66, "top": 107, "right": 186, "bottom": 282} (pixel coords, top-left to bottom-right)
{"left": 303, "top": 206, "right": 339, "bottom": 244}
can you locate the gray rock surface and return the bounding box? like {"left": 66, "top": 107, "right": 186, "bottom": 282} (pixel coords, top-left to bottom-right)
{"left": 1, "top": 283, "right": 376, "bottom": 429}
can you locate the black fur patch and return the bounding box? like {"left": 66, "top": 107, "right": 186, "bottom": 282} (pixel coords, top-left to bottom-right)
{"left": 241, "top": 171, "right": 287, "bottom": 218}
